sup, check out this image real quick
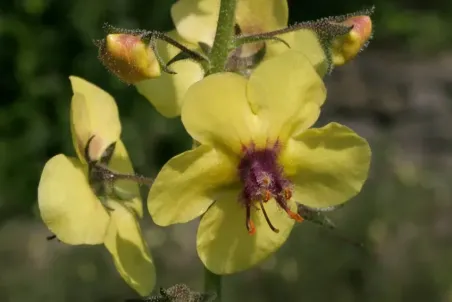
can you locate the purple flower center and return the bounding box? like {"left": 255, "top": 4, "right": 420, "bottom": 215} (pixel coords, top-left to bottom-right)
{"left": 238, "top": 142, "right": 303, "bottom": 235}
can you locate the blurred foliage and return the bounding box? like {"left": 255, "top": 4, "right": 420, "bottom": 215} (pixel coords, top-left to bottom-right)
{"left": 1, "top": 0, "right": 452, "bottom": 301}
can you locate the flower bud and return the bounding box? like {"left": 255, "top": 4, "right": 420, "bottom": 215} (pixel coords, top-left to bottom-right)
{"left": 97, "top": 34, "right": 161, "bottom": 84}
{"left": 331, "top": 15, "right": 373, "bottom": 66}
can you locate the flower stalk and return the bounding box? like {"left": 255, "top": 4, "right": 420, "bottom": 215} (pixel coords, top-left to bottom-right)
{"left": 207, "top": 0, "right": 237, "bottom": 74}
{"left": 204, "top": 267, "right": 222, "bottom": 302}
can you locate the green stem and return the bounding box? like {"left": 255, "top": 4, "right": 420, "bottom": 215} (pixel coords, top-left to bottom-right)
{"left": 207, "top": 0, "right": 237, "bottom": 74}
{"left": 204, "top": 267, "right": 222, "bottom": 301}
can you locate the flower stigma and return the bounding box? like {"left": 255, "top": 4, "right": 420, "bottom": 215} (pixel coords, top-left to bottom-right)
{"left": 238, "top": 141, "right": 303, "bottom": 235}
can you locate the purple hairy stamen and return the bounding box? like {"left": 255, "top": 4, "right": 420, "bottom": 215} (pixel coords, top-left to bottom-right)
{"left": 238, "top": 142, "right": 303, "bottom": 235}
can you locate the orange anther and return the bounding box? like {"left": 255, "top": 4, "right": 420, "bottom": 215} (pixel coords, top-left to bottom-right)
{"left": 287, "top": 209, "right": 303, "bottom": 222}
{"left": 284, "top": 188, "right": 292, "bottom": 200}
{"left": 264, "top": 190, "right": 271, "bottom": 202}
{"left": 247, "top": 220, "right": 256, "bottom": 235}
{"left": 262, "top": 174, "right": 271, "bottom": 186}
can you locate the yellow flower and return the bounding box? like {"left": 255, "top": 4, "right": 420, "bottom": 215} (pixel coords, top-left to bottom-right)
{"left": 147, "top": 51, "right": 371, "bottom": 274}
{"left": 38, "top": 76, "right": 155, "bottom": 296}
{"left": 134, "top": 0, "right": 287, "bottom": 118}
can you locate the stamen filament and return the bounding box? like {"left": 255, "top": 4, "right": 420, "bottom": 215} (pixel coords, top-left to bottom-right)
{"left": 259, "top": 199, "right": 279, "bottom": 233}
{"left": 246, "top": 205, "right": 256, "bottom": 235}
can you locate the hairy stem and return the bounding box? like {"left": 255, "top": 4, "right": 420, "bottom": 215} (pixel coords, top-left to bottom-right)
{"left": 207, "top": 0, "right": 237, "bottom": 74}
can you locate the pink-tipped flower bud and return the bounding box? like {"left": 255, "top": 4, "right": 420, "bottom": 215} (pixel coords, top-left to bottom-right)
{"left": 98, "top": 34, "right": 161, "bottom": 84}
{"left": 331, "top": 15, "right": 373, "bottom": 66}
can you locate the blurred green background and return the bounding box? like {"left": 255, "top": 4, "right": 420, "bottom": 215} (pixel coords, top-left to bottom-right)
{"left": 2, "top": 0, "right": 452, "bottom": 301}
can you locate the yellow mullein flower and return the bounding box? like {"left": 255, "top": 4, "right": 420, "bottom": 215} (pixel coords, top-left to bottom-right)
{"left": 135, "top": 0, "right": 287, "bottom": 118}
{"left": 147, "top": 51, "right": 371, "bottom": 274}
{"left": 38, "top": 76, "right": 155, "bottom": 296}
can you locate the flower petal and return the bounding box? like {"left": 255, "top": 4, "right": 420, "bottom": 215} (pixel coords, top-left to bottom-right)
{"left": 236, "top": 0, "right": 288, "bottom": 33}
{"left": 247, "top": 50, "right": 326, "bottom": 142}
{"left": 266, "top": 30, "right": 329, "bottom": 77}
{"left": 104, "top": 201, "right": 155, "bottom": 296}
{"left": 197, "top": 189, "right": 295, "bottom": 274}
{"left": 135, "top": 31, "right": 204, "bottom": 118}
{"left": 181, "top": 72, "right": 260, "bottom": 153}
{"left": 171, "top": 0, "right": 219, "bottom": 45}
{"left": 108, "top": 140, "right": 143, "bottom": 217}
{"left": 69, "top": 76, "right": 121, "bottom": 162}
{"left": 38, "top": 154, "right": 109, "bottom": 244}
{"left": 280, "top": 122, "right": 371, "bottom": 208}
{"left": 148, "top": 145, "right": 236, "bottom": 226}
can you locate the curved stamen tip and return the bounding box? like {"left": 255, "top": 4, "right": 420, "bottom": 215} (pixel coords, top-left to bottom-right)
{"left": 283, "top": 188, "right": 292, "bottom": 200}
{"left": 263, "top": 190, "right": 271, "bottom": 202}
{"left": 247, "top": 220, "right": 256, "bottom": 235}
{"left": 259, "top": 200, "right": 279, "bottom": 233}
{"left": 287, "top": 209, "right": 304, "bottom": 223}
{"left": 246, "top": 205, "right": 256, "bottom": 235}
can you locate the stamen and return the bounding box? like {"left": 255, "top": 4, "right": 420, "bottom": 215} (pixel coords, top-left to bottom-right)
{"left": 283, "top": 187, "right": 292, "bottom": 200}
{"left": 246, "top": 205, "right": 256, "bottom": 235}
{"left": 286, "top": 209, "right": 304, "bottom": 222}
{"left": 263, "top": 190, "right": 271, "bottom": 202}
{"left": 259, "top": 199, "right": 279, "bottom": 233}
{"left": 260, "top": 173, "right": 272, "bottom": 187}
{"left": 85, "top": 135, "right": 96, "bottom": 163}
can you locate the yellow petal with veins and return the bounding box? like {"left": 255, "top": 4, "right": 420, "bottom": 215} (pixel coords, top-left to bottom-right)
{"left": 104, "top": 201, "right": 155, "bottom": 296}
{"left": 236, "top": 0, "right": 288, "bottom": 34}
{"left": 148, "top": 145, "right": 236, "bottom": 226}
{"left": 69, "top": 76, "right": 121, "bottom": 162}
{"left": 247, "top": 50, "right": 326, "bottom": 142}
{"left": 197, "top": 189, "right": 296, "bottom": 274}
{"left": 38, "top": 154, "right": 109, "bottom": 244}
{"left": 266, "top": 30, "right": 329, "bottom": 77}
{"left": 171, "top": 0, "right": 219, "bottom": 46}
{"left": 181, "top": 72, "right": 260, "bottom": 153}
{"left": 281, "top": 122, "right": 371, "bottom": 208}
